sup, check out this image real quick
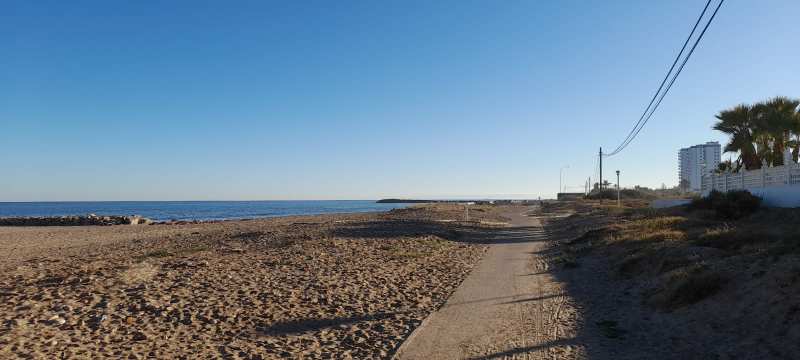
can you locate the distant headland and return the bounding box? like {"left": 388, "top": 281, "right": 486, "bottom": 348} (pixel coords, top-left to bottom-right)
{"left": 375, "top": 199, "right": 438, "bottom": 204}
{"left": 376, "top": 199, "right": 542, "bottom": 205}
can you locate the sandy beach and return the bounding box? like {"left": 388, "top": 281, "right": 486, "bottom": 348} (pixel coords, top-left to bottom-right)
{"left": 0, "top": 204, "right": 509, "bottom": 359}
{"left": 6, "top": 200, "right": 796, "bottom": 360}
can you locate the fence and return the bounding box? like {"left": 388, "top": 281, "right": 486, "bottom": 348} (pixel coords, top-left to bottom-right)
{"left": 702, "top": 162, "right": 800, "bottom": 207}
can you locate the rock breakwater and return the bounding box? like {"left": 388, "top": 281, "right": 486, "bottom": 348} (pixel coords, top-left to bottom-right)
{"left": 0, "top": 214, "right": 153, "bottom": 226}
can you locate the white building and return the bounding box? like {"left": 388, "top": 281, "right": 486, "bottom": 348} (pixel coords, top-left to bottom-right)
{"left": 679, "top": 141, "right": 721, "bottom": 192}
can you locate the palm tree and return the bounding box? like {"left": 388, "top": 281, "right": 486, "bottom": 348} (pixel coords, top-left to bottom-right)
{"left": 762, "top": 97, "right": 800, "bottom": 162}
{"left": 752, "top": 96, "right": 800, "bottom": 166}
{"left": 716, "top": 159, "right": 734, "bottom": 173}
{"left": 791, "top": 108, "right": 800, "bottom": 162}
{"left": 713, "top": 104, "right": 761, "bottom": 170}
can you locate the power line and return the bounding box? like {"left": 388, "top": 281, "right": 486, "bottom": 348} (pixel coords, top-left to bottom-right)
{"left": 604, "top": 0, "right": 724, "bottom": 157}
{"left": 612, "top": 0, "right": 724, "bottom": 156}
{"left": 606, "top": 0, "right": 712, "bottom": 156}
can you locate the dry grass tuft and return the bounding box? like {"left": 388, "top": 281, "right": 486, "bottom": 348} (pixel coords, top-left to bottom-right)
{"left": 649, "top": 268, "right": 726, "bottom": 309}
{"left": 638, "top": 216, "right": 686, "bottom": 230}
{"left": 552, "top": 252, "right": 580, "bottom": 268}
{"left": 694, "top": 225, "right": 761, "bottom": 250}
{"left": 640, "top": 229, "right": 686, "bottom": 243}
{"left": 612, "top": 216, "right": 688, "bottom": 244}
{"left": 701, "top": 224, "right": 733, "bottom": 238}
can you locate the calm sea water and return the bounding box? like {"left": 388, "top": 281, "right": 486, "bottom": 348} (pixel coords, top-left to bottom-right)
{"left": 0, "top": 201, "right": 409, "bottom": 221}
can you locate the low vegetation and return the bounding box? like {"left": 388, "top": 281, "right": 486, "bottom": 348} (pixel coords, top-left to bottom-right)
{"left": 648, "top": 267, "right": 726, "bottom": 309}
{"left": 688, "top": 190, "right": 761, "bottom": 219}
{"left": 554, "top": 199, "right": 799, "bottom": 310}
{"left": 585, "top": 188, "right": 657, "bottom": 201}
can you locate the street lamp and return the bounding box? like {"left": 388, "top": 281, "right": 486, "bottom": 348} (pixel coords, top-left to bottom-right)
{"left": 559, "top": 165, "right": 570, "bottom": 195}
{"left": 616, "top": 170, "right": 621, "bottom": 207}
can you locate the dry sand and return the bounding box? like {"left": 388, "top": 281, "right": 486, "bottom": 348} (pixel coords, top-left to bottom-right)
{"left": 0, "top": 204, "right": 509, "bottom": 359}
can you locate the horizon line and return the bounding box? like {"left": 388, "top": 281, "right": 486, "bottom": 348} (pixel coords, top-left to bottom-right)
{"left": 0, "top": 196, "right": 548, "bottom": 203}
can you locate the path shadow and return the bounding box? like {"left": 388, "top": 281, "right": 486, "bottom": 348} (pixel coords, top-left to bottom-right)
{"left": 498, "top": 293, "right": 564, "bottom": 305}
{"left": 465, "top": 338, "right": 577, "bottom": 360}
{"left": 516, "top": 270, "right": 553, "bottom": 276}
{"left": 329, "top": 220, "right": 548, "bottom": 245}
{"left": 444, "top": 293, "right": 563, "bottom": 307}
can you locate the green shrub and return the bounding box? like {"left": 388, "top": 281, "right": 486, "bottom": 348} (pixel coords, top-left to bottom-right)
{"left": 726, "top": 190, "right": 762, "bottom": 214}
{"left": 689, "top": 190, "right": 761, "bottom": 219}
{"left": 586, "top": 189, "right": 656, "bottom": 200}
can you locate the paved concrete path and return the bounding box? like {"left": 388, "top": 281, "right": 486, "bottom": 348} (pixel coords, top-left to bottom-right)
{"left": 395, "top": 207, "right": 573, "bottom": 360}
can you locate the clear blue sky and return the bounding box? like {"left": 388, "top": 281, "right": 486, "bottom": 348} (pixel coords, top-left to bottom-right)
{"left": 2, "top": 1, "right": 799, "bottom": 201}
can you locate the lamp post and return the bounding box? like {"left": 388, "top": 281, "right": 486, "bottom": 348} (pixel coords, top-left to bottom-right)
{"left": 616, "top": 170, "right": 621, "bottom": 207}
{"left": 559, "top": 165, "right": 570, "bottom": 196}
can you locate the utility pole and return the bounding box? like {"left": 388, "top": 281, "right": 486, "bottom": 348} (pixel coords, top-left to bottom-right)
{"left": 599, "top": 147, "right": 603, "bottom": 190}
{"left": 585, "top": 178, "right": 589, "bottom": 195}
{"left": 616, "top": 170, "right": 621, "bottom": 207}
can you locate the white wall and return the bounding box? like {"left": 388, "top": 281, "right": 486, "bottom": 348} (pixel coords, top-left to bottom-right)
{"left": 702, "top": 155, "right": 800, "bottom": 207}
{"left": 747, "top": 185, "right": 800, "bottom": 207}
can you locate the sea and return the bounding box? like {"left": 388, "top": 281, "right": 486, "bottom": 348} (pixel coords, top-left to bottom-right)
{"left": 0, "top": 201, "right": 409, "bottom": 222}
